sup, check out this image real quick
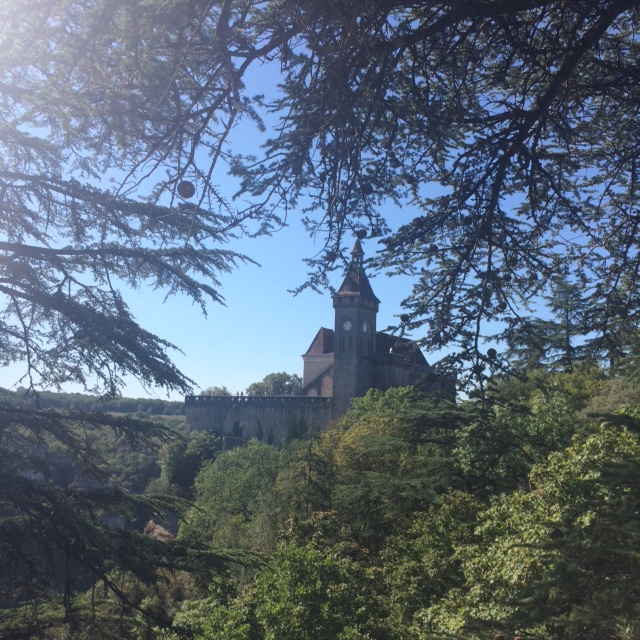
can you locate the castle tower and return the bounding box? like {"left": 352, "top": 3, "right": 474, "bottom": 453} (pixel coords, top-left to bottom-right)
{"left": 332, "top": 238, "right": 380, "bottom": 417}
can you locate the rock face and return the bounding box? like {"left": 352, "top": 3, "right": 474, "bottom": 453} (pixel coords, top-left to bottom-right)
{"left": 143, "top": 520, "right": 174, "bottom": 543}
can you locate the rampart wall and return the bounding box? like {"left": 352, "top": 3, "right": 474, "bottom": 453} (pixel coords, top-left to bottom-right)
{"left": 185, "top": 395, "right": 333, "bottom": 444}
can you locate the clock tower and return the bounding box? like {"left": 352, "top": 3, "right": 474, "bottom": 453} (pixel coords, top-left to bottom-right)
{"left": 332, "top": 237, "right": 380, "bottom": 417}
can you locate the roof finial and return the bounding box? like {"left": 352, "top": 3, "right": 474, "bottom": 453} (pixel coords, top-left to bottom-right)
{"left": 351, "top": 229, "right": 367, "bottom": 265}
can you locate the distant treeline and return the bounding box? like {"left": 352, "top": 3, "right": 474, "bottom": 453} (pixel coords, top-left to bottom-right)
{"left": 1, "top": 387, "right": 185, "bottom": 416}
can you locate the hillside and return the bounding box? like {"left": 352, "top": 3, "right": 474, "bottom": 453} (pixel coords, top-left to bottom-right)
{"left": 0, "top": 387, "right": 185, "bottom": 417}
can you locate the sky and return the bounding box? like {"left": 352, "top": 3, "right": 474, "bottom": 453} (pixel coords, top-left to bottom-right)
{"left": 0, "top": 210, "right": 426, "bottom": 400}
{"left": 121, "top": 221, "right": 426, "bottom": 400}
{"left": 143, "top": 65, "right": 443, "bottom": 400}
{"left": 0, "top": 58, "right": 434, "bottom": 400}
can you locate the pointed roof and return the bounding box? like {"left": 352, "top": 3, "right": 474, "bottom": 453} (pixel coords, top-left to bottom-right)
{"left": 333, "top": 239, "right": 380, "bottom": 302}
{"left": 351, "top": 237, "right": 364, "bottom": 259}
{"left": 375, "top": 332, "right": 429, "bottom": 366}
{"left": 302, "top": 326, "right": 429, "bottom": 365}
{"left": 304, "top": 327, "right": 335, "bottom": 356}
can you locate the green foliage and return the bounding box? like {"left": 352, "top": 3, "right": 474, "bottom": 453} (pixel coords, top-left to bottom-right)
{"left": 453, "top": 367, "right": 618, "bottom": 496}
{"left": 171, "top": 545, "right": 394, "bottom": 640}
{"left": 275, "top": 436, "right": 333, "bottom": 520}
{"left": 505, "top": 274, "right": 591, "bottom": 372}
{"left": 245, "top": 372, "right": 302, "bottom": 397}
{"left": 0, "top": 4, "right": 255, "bottom": 627}
{"left": 151, "top": 430, "right": 222, "bottom": 498}
{"left": 0, "top": 406, "right": 233, "bottom": 635}
{"left": 200, "top": 386, "right": 231, "bottom": 396}
{"left": 8, "top": 387, "right": 186, "bottom": 416}
{"left": 332, "top": 388, "right": 461, "bottom": 548}
{"left": 249, "top": 545, "right": 390, "bottom": 640}
{"left": 100, "top": 435, "right": 161, "bottom": 494}
{"left": 0, "top": 401, "right": 226, "bottom": 636}
{"left": 4, "top": 0, "right": 638, "bottom": 382}
{"left": 426, "top": 425, "right": 640, "bottom": 640}
{"left": 169, "top": 593, "right": 254, "bottom": 640}
{"left": 1, "top": 0, "right": 257, "bottom": 396}
{"left": 2, "top": 19, "right": 640, "bottom": 634}
{"left": 455, "top": 392, "right": 578, "bottom": 496}
{"left": 490, "top": 365, "right": 608, "bottom": 413}
{"left": 3, "top": 2, "right": 640, "bottom": 630}
{"left": 180, "top": 441, "right": 281, "bottom": 552}
{"left": 580, "top": 375, "right": 640, "bottom": 422}
{"left": 16, "top": 0, "right": 640, "bottom": 634}
{"left": 148, "top": 371, "right": 640, "bottom": 640}
{"left": 381, "top": 490, "right": 484, "bottom": 635}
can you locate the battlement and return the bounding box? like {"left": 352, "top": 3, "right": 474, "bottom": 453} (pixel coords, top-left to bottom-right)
{"left": 184, "top": 238, "right": 447, "bottom": 441}
{"left": 186, "top": 395, "right": 332, "bottom": 407}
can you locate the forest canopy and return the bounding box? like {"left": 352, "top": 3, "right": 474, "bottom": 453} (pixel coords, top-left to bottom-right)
{"left": 2, "top": 2, "right": 640, "bottom": 635}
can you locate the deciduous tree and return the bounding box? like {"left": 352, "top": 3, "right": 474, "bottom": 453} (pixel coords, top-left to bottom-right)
{"left": 246, "top": 372, "right": 302, "bottom": 397}
{"left": 1, "top": 2, "right": 252, "bottom": 628}
{"left": 332, "top": 388, "right": 460, "bottom": 548}
{"left": 179, "top": 441, "right": 281, "bottom": 551}
{"left": 4, "top": 0, "right": 640, "bottom": 631}
{"left": 426, "top": 425, "right": 640, "bottom": 640}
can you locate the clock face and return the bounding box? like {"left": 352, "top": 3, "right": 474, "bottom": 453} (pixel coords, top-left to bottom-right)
{"left": 342, "top": 320, "right": 352, "bottom": 331}
{"left": 362, "top": 322, "right": 369, "bottom": 333}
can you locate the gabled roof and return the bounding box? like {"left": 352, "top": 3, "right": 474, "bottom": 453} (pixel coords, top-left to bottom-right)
{"left": 375, "top": 332, "right": 429, "bottom": 366}
{"left": 304, "top": 327, "right": 429, "bottom": 366}
{"left": 303, "top": 327, "right": 334, "bottom": 356}
{"left": 333, "top": 239, "right": 380, "bottom": 302}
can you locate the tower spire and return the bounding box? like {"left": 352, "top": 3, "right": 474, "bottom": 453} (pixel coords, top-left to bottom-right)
{"left": 332, "top": 233, "right": 379, "bottom": 417}
{"left": 333, "top": 236, "right": 379, "bottom": 302}
{"left": 351, "top": 237, "right": 364, "bottom": 266}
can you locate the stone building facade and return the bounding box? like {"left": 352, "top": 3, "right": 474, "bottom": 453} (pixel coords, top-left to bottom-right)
{"left": 185, "top": 239, "right": 449, "bottom": 442}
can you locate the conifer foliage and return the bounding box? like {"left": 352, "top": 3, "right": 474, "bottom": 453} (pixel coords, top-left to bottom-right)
{"left": 3, "top": 0, "right": 640, "bottom": 381}
{"left": 0, "top": 1, "right": 249, "bottom": 631}
{"left": 170, "top": 378, "right": 640, "bottom": 640}
{"left": 0, "top": 405, "right": 228, "bottom": 636}
{"left": 3, "top": 0, "right": 640, "bottom": 636}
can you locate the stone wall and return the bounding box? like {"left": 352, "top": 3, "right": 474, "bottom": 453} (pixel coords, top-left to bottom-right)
{"left": 185, "top": 395, "right": 333, "bottom": 444}
{"left": 374, "top": 352, "right": 432, "bottom": 390}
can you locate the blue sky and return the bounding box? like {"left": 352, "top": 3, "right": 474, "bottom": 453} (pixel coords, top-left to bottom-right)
{"left": 122, "top": 222, "right": 425, "bottom": 400}
{"left": 0, "top": 59, "right": 446, "bottom": 400}
{"left": 0, "top": 219, "right": 426, "bottom": 400}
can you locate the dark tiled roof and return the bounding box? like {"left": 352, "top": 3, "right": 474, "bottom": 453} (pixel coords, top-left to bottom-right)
{"left": 375, "top": 332, "right": 429, "bottom": 366}
{"left": 333, "top": 264, "right": 380, "bottom": 301}
{"left": 304, "top": 327, "right": 335, "bottom": 355}
{"left": 351, "top": 237, "right": 364, "bottom": 257}
{"left": 333, "top": 239, "right": 380, "bottom": 302}
{"left": 304, "top": 327, "right": 428, "bottom": 366}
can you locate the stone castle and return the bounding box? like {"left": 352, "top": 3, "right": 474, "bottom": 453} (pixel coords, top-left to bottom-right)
{"left": 185, "top": 238, "right": 450, "bottom": 443}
